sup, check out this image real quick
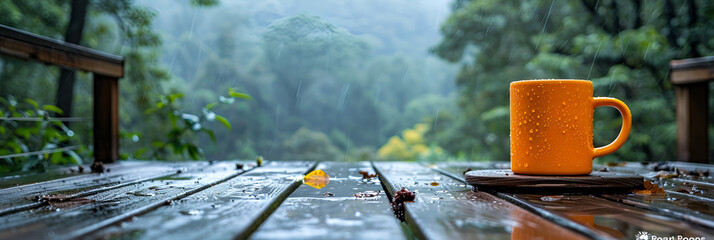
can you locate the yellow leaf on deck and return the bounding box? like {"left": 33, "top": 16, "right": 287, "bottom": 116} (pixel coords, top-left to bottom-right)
{"left": 304, "top": 169, "right": 330, "bottom": 189}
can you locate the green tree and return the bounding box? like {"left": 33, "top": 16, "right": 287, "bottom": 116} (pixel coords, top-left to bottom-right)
{"left": 432, "top": 0, "right": 714, "bottom": 162}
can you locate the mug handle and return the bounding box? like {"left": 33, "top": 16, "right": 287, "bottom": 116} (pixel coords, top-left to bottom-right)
{"left": 592, "top": 97, "right": 632, "bottom": 158}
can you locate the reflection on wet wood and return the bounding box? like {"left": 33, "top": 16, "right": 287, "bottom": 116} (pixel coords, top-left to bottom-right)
{"left": 373, "top": 162, "right": 587, "bottom": 240}
{"left": 509, "top": 194, "right": 713, "bottom": 239}
{"left": 601, "top": 193, "right": 714, "bottom": 228}
{"left": 439, "top": 162, "right": 714, "bottom": 239}
{"left": 251, "top": 162, "right": 404, "bottom": 240}
{"left": 87, "top": 161, "right": 314, "bottom": 240}
{"left": 0, "top": 161, "right": 186, "bottom": 216}
{"left": 0, "top": 161, "right": 250, "bottom": 239}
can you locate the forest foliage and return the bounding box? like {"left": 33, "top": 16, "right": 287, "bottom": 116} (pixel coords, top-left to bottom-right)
{"left": 1, "top": 0, "right": 713, "bottom": 172}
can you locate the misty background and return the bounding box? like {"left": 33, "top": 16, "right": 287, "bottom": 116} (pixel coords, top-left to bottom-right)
{"left": 129, "top": 0, "right": 458, "bottom": 161}
{"left": 1, "top": 0, "right": 713, "bottom": 172}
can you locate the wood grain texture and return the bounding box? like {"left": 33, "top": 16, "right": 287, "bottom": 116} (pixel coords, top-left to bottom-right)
{"left": 93, "top": 74, "right": 120, "bottom": 163}
{"left": 0, "top": 161, "right": 249, "bottom": 240}
{"left": 440, "top": 162, "right": 714, "bottom": 239}
{"left": 670, "top": 56, "right": 714, "bottom": 84}
{"left": 86, "top": 161, "right": 315, "bottom": 240}
{"left": 507, "top": 193, "right": 714, "bottom": 239}
{"left": 251, "top": 161, "right": 404, "bottom": 240}
{"left": 373, "top": 162, "right": 588, "bottom": 240}
{"left": 0, "top": 25, "right": 123, "bottom": 77}
{"left": 674, "top": 82, "right": 709, "bottom": 163}
{"left": 465, "top": 169, "right": 643, "bottom": 194}
{"left": 0, "top": 161, "right": 186, "bottom": 215}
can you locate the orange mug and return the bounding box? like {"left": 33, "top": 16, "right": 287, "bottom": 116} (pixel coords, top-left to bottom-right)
{"left": 510, "top": 79, "right": 631, "bottom": 175}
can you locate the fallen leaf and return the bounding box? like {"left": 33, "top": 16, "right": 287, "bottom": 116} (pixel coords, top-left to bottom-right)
{"left": 634, "top": 180, "right": 665, "bottom": 196}
{"left": 430, "top": 182, "right": 439, "bottom": 186}
{"left": 91, "top": 162, "right": 105, "bottom": 173}
{"left": 676, "top": 188, "right": 693, "bottom": 194}
{"left": 391, "top": 188, "right": 416, "bottom": 221}
{"left": 41, "top": 194, "right": 95, "bottom": 209}
{"left": 358, "top": 171, "right": 377, "bottom": 179}
{"left": 304, "top": 169, "right": 330, "bottom": 189}
{"left": 655, "top": 170, "right": 678, "bottom": 178}
{"left": 323, "top": 192, "right": 334, "bottom": 197}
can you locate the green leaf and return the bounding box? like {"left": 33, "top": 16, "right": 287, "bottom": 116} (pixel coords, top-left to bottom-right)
{"left": 215, "top": 115, "right": 231, "bottom": 130}
{"left": 205, "top": 102, "right": 218, "bottom": 110}
{"left": 49, "top": 151, "right": 63, "bottom": 164}
{"left": 152, "top": 141, "right": 165, "bottom": 148}
{"left": 191, "top": 0, "right": 219, "bottom": 7}
{"left": 202, "top": 129, "right": 216, "bottom": 142}
{"left": 186, "top": 145, "right": 203, "bottom": 160}
{"left": 168, "top": 93, "right": 184, "bottom": 103}
{"left": 156, "top": 101, "right": 165, "bottom": 109}
{"left": 24, "top": 98, "right": 39, "bottom": 108}
{"left": 135, "top": 148, "right": 149, "bottom": 158}
{"left": 42, "top": 105, "right": 64, "bottom": 114}
{"left": 229, "top": 88, "right": 252, "bottom": 100}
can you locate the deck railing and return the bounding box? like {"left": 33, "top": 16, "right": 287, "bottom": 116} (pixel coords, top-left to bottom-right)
{"left": 670, "top": 56, "right": 713, "bottom": 163}
{"left": 0, "top": 24, "right": 123, "bottom": 163}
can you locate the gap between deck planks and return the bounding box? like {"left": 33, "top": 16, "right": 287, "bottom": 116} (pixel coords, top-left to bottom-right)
{"left": 0, "top": 161, "right": 191, "bottom": 216}
{"left": 250, "top": 161, "right": 404, "bottom": 240}
{"left": 434, "top": 162, "right": 714, "bottom": 239}
{"left": 0, "top": 160, "right": 255, "bottom": 240}
{"left": 372, "top": 162, "right": 590, "bottom": 240}
{"left": 87, "top": 161, "right": 316, "bottom": 240}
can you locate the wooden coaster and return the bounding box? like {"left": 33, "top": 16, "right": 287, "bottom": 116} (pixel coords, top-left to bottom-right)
{"left": 465, "top": 170, "right": 643, "bottom": 194}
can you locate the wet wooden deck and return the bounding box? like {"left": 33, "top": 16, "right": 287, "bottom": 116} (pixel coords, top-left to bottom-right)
{"left": 0, "top": 161, "right": 712, "bottom": 239}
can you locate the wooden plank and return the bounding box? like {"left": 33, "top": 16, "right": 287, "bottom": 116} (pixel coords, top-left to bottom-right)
{"left": 670, "top": 57, "right": 714, "bottom": 84}
{"left": 600, "top": 193, "right": 714, "bottom": 228}
{"left": 0, "top": 168, "right": 82, "bottom": 189}
{"left": 86, "top": 161, "right": 315, "bottom": 240}
{"left": 0, "top": 161, "right": 251, "bottom": 239}
{"left": 593, "top": 163, "right": 714, "bottom": 228}
{"left": 503, "top": 193, "right": 713, "bottom": 239}
{"left": 93, "top": 74, "right": 119, "bottom": 163}
{"left": 0, "top": 161, "right": 187, "bottom": 215}
{"left": 671, "top": 69, "right": 714, "bottom": 84}
{"left": 251, "top": 161, "right": 404, "bottom": 240}
{"left": 674, "top": 83, "right": 709, "bottom": 163}
{"left": 0, "top": 25, "right": 123, "bottom": 77}
{"left": 373, "top": 162, "right": 589, "bottom": 240}
{"left": 439, "top": 162, "right": 714, "bottom": 239}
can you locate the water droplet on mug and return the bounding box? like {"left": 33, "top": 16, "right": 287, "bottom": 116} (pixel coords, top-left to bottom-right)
{"left": 529, "top": 137, "right": 532, "bottom": 141}
{"left": 529, "top": 129, "right": 533, "bottom": 133}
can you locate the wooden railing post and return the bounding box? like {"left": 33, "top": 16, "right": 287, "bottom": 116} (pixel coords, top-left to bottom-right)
{"left": 670, "top": 57, "right": 713, "bottom": 163}
{"left": 93, "top": 74, "right": 119, "bottom": 163}
{"left": 674, "top": 83, "right": 709, "bottom": 163}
